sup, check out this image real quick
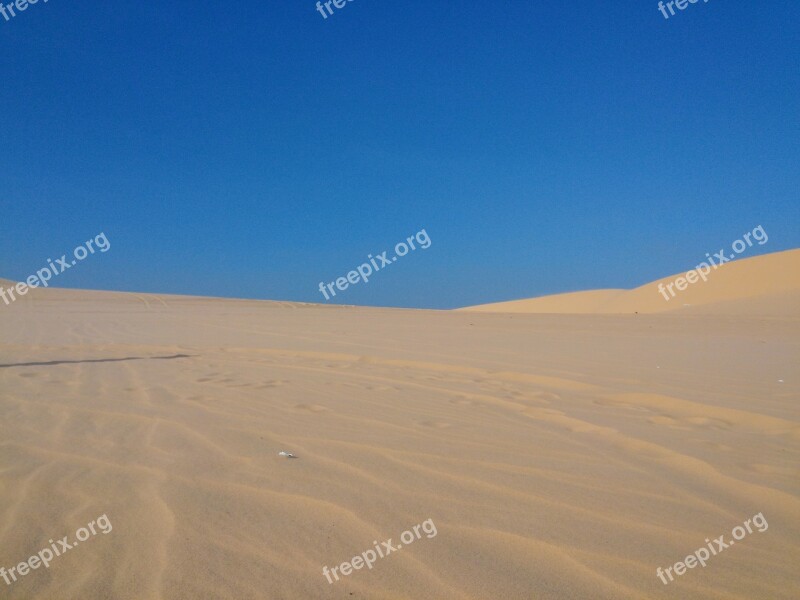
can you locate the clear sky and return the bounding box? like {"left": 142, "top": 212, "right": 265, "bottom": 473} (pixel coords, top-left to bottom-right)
{"left": 1, "top": 1, "right": 798, "bottom": 309}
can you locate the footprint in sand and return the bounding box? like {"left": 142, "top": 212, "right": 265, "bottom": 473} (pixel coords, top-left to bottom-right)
{"left": 256, "top": 380, "right": 288, "bottom": 389}
{"left": 294, "top": 403, "right": 329, "bottom": 413}
{"left": 449, "top": 397, "right": 476, "bottom": 406}
{"left": 686, "top": 416, "right": 731, "bottom": 430}
{"left": 648, "top": 415, "right": 682, "bottom": 427}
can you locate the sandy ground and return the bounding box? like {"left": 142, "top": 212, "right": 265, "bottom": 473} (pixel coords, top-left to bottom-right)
{"left": 462, "top": 249, "right": 800, "bottom": 316}
{"left": 0, "top": 254, "right": 798, "bottom": 599}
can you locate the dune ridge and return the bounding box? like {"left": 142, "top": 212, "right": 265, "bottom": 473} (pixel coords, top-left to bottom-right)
{"left": 461, "top": 248, "right": 800, "bottom": 316}
{"left": 0, "top": 263, "right": 798, "bottom": 598}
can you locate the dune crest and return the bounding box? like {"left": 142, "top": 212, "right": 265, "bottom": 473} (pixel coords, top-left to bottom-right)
{"left": 461, "top": 248, "right": 800, "bottom": 316}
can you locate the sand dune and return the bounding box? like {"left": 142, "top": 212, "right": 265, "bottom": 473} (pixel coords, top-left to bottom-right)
{"left": 461, "top": 248, "right": 800, "bottom": 316}
{"left": 0, "top": 274, "right": 798, "bottom": 598}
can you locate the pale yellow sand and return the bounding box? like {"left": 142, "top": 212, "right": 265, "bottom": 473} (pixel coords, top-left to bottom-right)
{"left": 0, "top": 254, "right": 798, "bottom": 599}
{"left": 461, "top": 248, "right": 800, "bottom": 316}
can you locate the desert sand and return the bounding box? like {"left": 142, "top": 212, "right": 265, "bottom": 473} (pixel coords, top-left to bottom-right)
{"left": 462, "top": 249, "right": 800, "bottom": 316}
{"left": 0, "top": 250, "right": 798, "bottom": 599}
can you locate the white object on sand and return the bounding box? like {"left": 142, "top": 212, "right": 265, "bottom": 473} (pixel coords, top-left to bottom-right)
{"left": 278, "top": 451, "right": 297, "bottom": 458}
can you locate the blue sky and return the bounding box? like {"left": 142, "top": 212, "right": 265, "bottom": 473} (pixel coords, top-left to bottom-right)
{"left": 1, "top": 1, "right": 798, "bottom": 309}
